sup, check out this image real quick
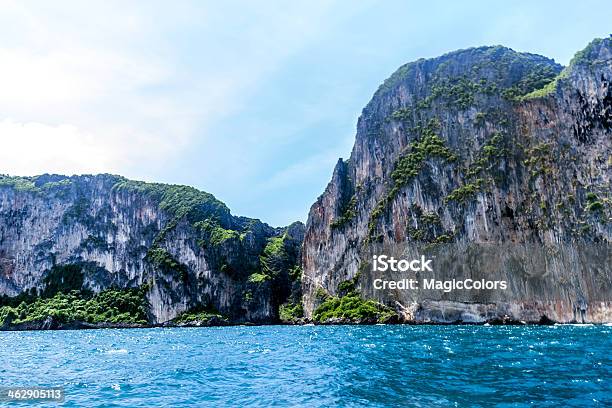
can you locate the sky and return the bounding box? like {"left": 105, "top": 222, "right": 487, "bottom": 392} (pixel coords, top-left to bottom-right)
{"left": 0, "top": 1, "right": 610, "bottom": 226}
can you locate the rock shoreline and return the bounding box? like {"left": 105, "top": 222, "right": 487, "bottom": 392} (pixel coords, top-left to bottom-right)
{"left": 1, "top": 315, "right": 596, "bottom": 331}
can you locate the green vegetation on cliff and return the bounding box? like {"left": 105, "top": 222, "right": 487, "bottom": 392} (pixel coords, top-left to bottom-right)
{"left": 0, "top": 286, "right": 149, "bottom": 326}
{"left": 0, "top": 174, "right": 77, "bottom": 195}
{"left": 500, "top": 64, "right": 559, "bottom": 100}
{"left": 585, "top": 192, "right": 607, "bottom": 214}
{"left": 193, "top": 219, "right": 241, "bottom": 245}
{"left": 445, "top": 178, "right": 486, "bottom": 203}
{"left": 368, "top": 119, "right": 457, "bottom": 240}
{"left": 520, "top": 38, "right": 612, "bottom": 101}
{"left": 520, "top": 70, "right": 568, "bottom": 100}
{"left": 313, "top": 294, "right": 396, "bottom": 324}
{"left": 279, "top": 301, "right": 304, "bottom": 323}
{"left": 248, "top": 235, "right": 292, "bottom": 283}
{"left": 376, "top": 45, "right": 562, "bottom": 106}
{"left": 311, "top": 273, "right": 396, "bottom": 324}
{"left": 172, "top": 306, "right": 228, "bottom": 325}
{"left": 112, "top": 178, "right": 243, "bottom": 249}
{"left": 0, "top": 175, "right": 40, "bottom": 192}
{"left": 330, "top": 194, "right": 358, "bottom": 229}
{"left": 112, "top": 179, "right": 230, "bottom": 226}
{"left": 390, "top": 122, "right": 458, "bottom": 189}
{"left": 405, "top": 206, "right": 454, "bottom": 245}
{"left": 569, "top": 37, "right": 610, "bottom": 67}
{"left": 0, "top": 262, "right": 150, "bottom": 327}
{"left": 445, "top": 132, "right": 506, "bottom": 204}
{"left": 248, "top": 272, "right": 270, "bottom": 283}
{"left": 146, "top": 247, "right": 189, "bottom": 281}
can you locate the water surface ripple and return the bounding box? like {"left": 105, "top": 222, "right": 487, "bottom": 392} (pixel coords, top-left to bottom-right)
{"left": 1, "top": 325, "right": 610, "bottom": 407}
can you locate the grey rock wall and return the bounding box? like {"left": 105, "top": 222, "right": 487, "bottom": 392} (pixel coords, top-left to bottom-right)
{"left": 0, "top": 174, "right": 304, "bottom": 323}
{"left": 303, "top": 38, "right": 612, "bottom": 323}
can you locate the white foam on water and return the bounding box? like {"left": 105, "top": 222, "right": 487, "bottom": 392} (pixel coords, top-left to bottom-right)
{"left": 106, "top": 349, "right": 128, "bottom": 354}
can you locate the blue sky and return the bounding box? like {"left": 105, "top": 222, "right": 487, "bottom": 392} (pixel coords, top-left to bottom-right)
{"left": 0, "top": 1, "right": 610, "bottom": 226}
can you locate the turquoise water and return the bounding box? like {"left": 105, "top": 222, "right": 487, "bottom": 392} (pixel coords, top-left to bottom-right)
{"left": 1, "top": 325, "right": 610, "bottom": 407}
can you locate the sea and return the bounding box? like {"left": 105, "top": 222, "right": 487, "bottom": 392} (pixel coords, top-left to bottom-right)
{"left": 1, "top": 325, "right": 610, "bottom": 407}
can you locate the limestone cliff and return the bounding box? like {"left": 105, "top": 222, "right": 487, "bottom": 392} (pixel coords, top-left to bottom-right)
{"left": 0, "top": 174, "right": 304, "bottom": 324}
{"left": 303, "top": 38, "right": 612, "bottom": 323}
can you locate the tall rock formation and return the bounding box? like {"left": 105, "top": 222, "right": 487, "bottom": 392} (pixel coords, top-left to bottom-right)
{"left": 303, "top": 38, "right": 612, "bottom": 323}
{"left": 0, "top": 174, "right": 304, "bottom": 324}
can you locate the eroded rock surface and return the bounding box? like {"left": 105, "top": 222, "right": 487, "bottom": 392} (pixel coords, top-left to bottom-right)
{"left": 0, "top": 174, "right": 304, "bottom": 323}
{"left": 303, "top": 38, "right": 612, "bottom": 323}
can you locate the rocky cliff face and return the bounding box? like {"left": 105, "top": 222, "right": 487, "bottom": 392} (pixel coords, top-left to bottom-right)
{"left": 303, "top": 38, "right": 612, "bottom": 323}
{"left": 0, "top": 174, "right": 304, "bottom": 324}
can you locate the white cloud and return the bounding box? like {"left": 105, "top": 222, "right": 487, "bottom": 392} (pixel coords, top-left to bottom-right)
{"left": 0, "top": 120, "right": 114, "bottom": 176}
{"left": 0, "top": 1, "right": 345, "bottom": 180}
{"left": 0, "top": 48, "right": 169, "bottom": 114}
{"left": 0, "top": 119, "right": 182, "bottom": 177}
